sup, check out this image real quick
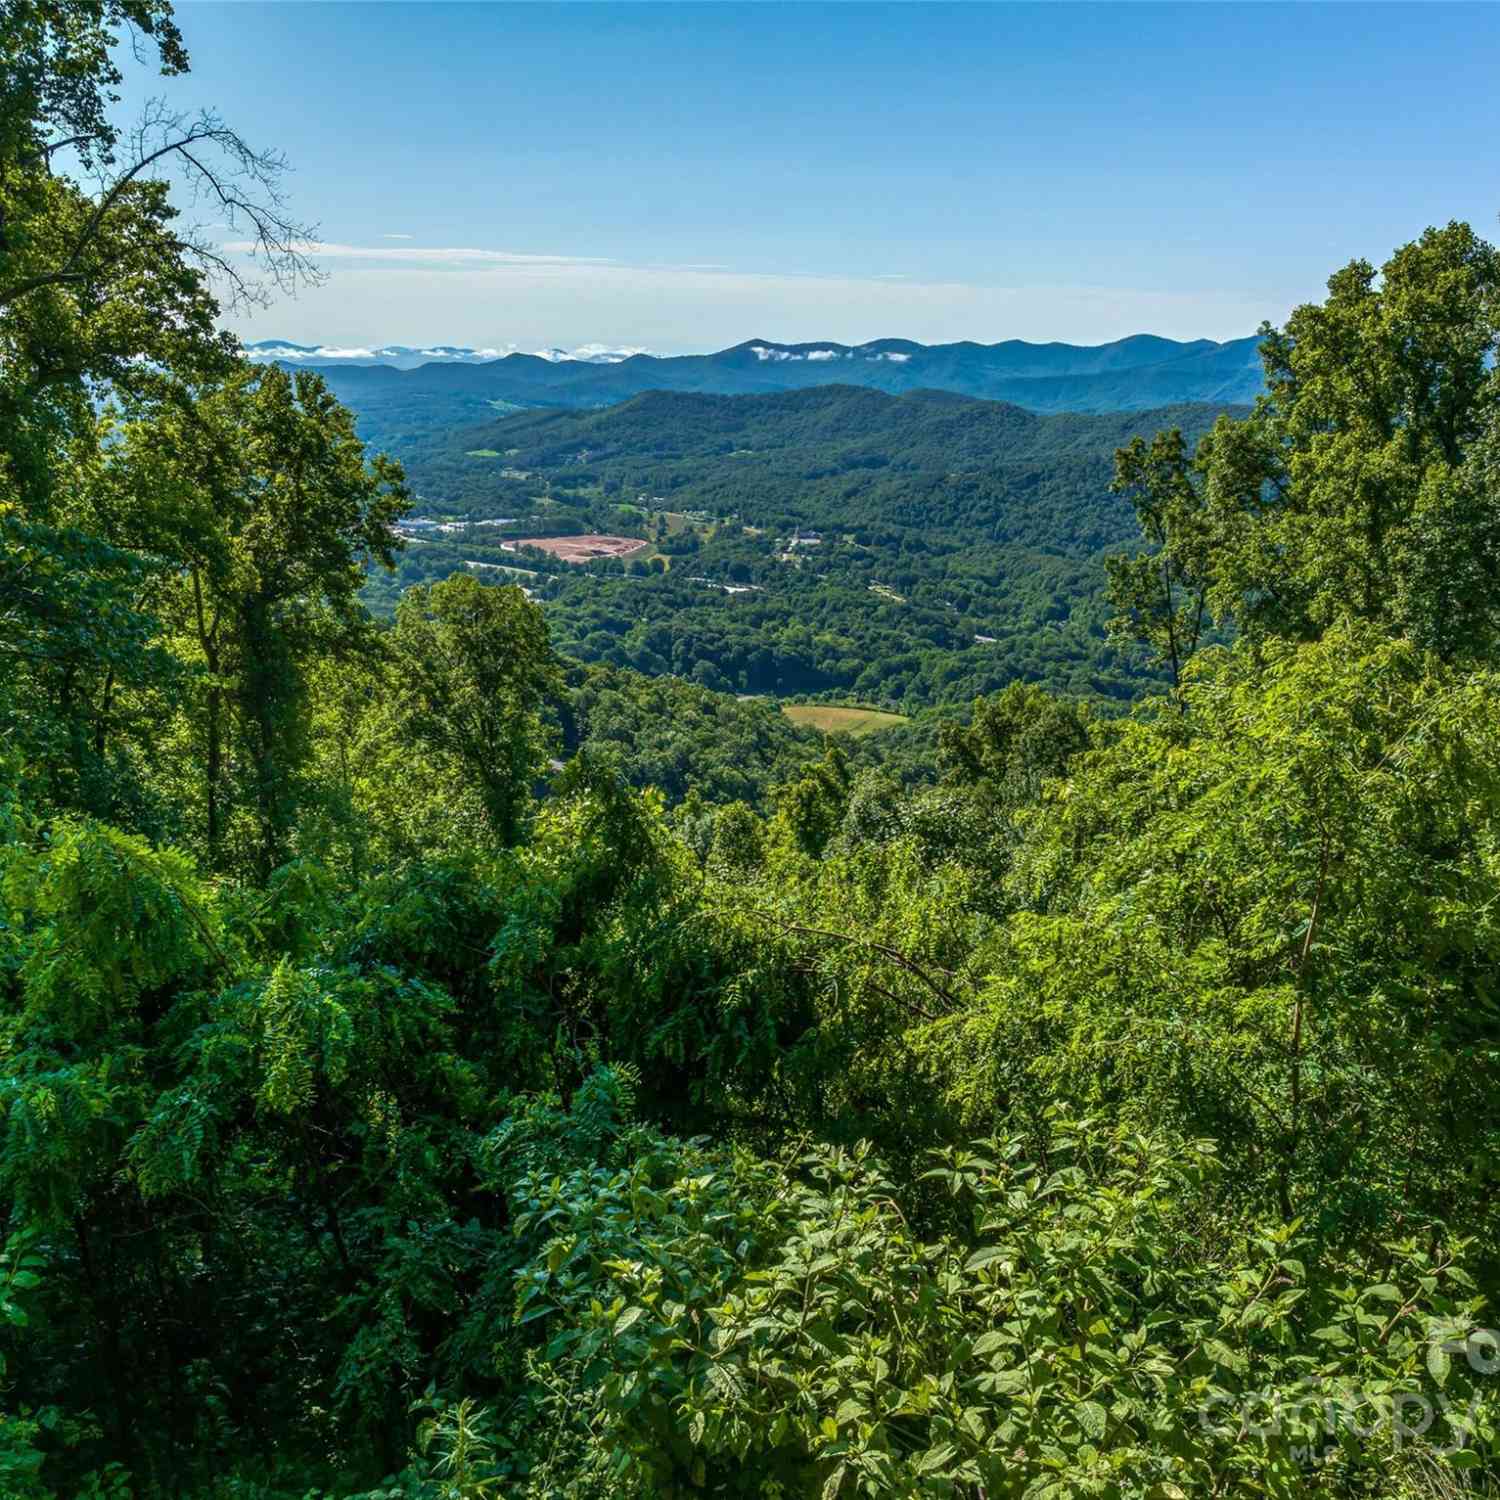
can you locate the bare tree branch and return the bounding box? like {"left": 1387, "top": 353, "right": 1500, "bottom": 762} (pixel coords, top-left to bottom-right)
{"left": 3, "top": 102, "right": 324, "bottom": 313}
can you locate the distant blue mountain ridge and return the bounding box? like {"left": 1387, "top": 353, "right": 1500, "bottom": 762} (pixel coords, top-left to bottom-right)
{"left": 246, "top": 333, "right": 1266, "bottom": 415}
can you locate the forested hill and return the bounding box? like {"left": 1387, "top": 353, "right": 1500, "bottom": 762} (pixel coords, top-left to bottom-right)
{"left": 404, "top": 384, "right": 1242, "bottom": 545}
{"left": 461, "top": 383, "right": 1224, "bottom": 467}
{"left": 367, "top": 387, "right": 1241, "bottom": 708}
{"left": 305, "top": 330, "right": 1264, "bottom": 444}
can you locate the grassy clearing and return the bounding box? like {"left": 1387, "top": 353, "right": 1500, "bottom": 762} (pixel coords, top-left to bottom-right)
{"left": 782, "top": 703, "right": 909, "bottom": 737}
{"left": 465, "top": 448, "right": 502, "bottom": 457}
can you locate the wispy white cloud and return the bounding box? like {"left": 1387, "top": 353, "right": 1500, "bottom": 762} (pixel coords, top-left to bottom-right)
{"left": 380, "top": 233, "right": 414, "bottom": 240}
{"left": 223, "top": 243, "right": 1278, "bottom": 351}
{"left": 222, "top": 239, "right": 616, "bottom": 267}
{"left": 748, "top": 344, "right": 917, "bottom": 365}
{"left": 243, "top": 340, "right": 655, "bottom": 368}
{"left": 563, "top": 343, "right": 651, "bottom": 362}
{"left": 251, "top": 344, "right": 379, "bottom": 361}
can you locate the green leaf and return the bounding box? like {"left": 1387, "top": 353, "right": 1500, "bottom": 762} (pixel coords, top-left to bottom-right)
{"left": 964, "top": 1246, "right": 1009, "bottom": 1274}
{"left": 1311, "top": 1325, "right": 1350, "bottom": 1344}
{"left": 544, "top": 1327, "right": 581, "bottom": 1360}
{"left": 1204, "top": 1338, "right": 1246, "bottom": 1373}
{"left": 916, "top": 1443, "right": 958, "bottom": 1475}
{"left": 975, "top": 1369, "right": 1029, "bottom": 1396}
{"left": 1075, "top": 1400, "right": 1107, "bottom": 1440}
{"left": 834, "top": 1398, "right": 866, "bottom": 1426}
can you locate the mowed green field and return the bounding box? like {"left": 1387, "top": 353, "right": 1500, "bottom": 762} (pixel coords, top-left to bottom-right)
{"left": 782, "top": 703, "right": 908, "bottom": 736}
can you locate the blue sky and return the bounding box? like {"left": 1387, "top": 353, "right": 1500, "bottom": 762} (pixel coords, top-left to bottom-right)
{"left": 127, "top": 2, "right": 1499, "bottom": 351}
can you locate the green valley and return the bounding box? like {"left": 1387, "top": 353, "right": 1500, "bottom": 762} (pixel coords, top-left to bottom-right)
{"left": 359, "top": 386, "right": 1239, "bottom": 707}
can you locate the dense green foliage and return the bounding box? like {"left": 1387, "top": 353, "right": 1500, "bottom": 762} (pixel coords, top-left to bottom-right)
{"left": 4, "top": 10, "right": 1500, "bottom": 1496}
{"left": 1104, "top": 221, "right": 1500, "bottom": 687}
{"left": 360, "top": 388, "right": 1238, "bottom": 707}
{"left": 563, "top": 665, "right": 928, "bottom": 811}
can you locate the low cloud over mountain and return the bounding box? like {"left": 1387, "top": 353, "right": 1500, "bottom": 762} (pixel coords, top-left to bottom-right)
{"left": 265, "top": 332, "right": 1266, "bottom": 417}
{"left": 243, "top": 340, "right": 651, "bottom": 371}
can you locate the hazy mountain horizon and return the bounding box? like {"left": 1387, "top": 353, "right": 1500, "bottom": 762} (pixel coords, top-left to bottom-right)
{"left": 245, "top": 330, "right": 1262, "bottom": 374}
{"left": 270, "top": 331, "right": 1267, "bottom": 416}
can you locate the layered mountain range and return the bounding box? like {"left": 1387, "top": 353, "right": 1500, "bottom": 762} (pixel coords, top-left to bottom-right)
{"left": 256, "top": 332, "right": 1265, "bottom": 417}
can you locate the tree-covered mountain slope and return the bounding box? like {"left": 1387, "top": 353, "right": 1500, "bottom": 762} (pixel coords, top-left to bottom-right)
{"left": 360, "top": 387, "right": 1242, "bottom": 708}
{"left": 436, "top": 384, "right": 1237, "bottom": 540}
{"left": 305, "top": 330, "right": 1265, "bottom": 447}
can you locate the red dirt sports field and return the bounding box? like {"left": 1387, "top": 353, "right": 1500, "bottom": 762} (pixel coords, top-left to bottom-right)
{"left": 501, "top": 534, "right": 649, "bottom": 563}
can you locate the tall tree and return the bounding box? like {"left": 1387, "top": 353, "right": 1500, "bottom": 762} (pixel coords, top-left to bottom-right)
{"left": 1104, "top": 427, "right": 1216, "bottom": 694}
{"left": 1, "top": 0, "right": 326, "bottom": 834}
{"left": 938, "top": 680, "right": 1092, "bottom": 805}
{"left": 1, "top": 0, "right": 318, "bottom": 515}
{"left": 1123, "top": 222, "right": 1500, "bottom": 662}
{"left": 391, "top": 573, "right": 562, "bottom": 846}
{"left": 116, "top": 364, "right": 409, "bottom": 874}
